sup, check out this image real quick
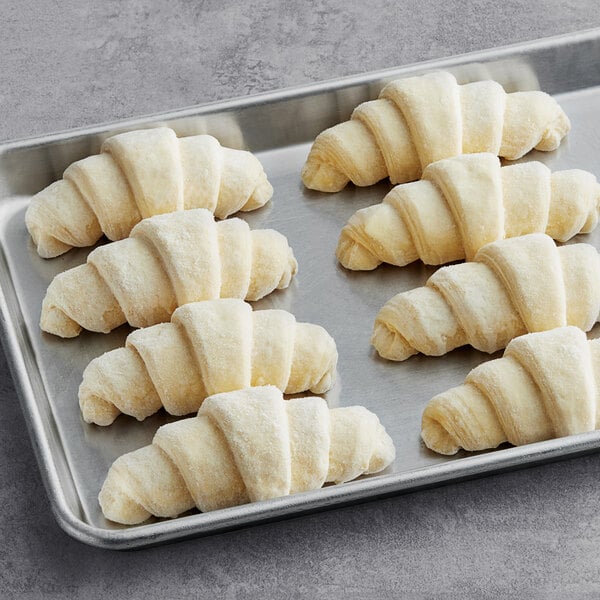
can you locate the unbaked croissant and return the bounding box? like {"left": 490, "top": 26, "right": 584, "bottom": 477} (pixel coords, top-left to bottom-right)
{"left": 26, "top": 127, "right": 273, "bottom": 258}
{"left": 41, "top": 209, "right": 297, "bottom": 338}
{"left": 372, "top": 233, "right": 600, "bottom": 361}
{"left": 338, "top": 153, "right": 600, "bottom": 270}
{"left": 422, "top": 327, "right": 600, "bottom": 455}
{"left": 99, "top": 385, "right": 396, "bottom": 524}
{"left": 79, "top": 299, "right": 338, "bottom": 426}
{"left": 302, "top": 71, "right": 570, "bottom": 192}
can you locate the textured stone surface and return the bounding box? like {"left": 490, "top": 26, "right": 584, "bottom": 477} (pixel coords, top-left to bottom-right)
{"left": 2, "top": 1, "right": 600, "bottom": 598}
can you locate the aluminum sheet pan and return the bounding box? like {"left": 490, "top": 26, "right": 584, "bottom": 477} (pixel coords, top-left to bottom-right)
{"left": 2, "top": 29, "right": 600, "bottom": 549}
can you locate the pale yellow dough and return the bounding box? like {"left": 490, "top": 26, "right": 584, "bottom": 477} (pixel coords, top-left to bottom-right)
{"left": 98, "top": 386, "right": 396, "bottom": 524}
{"left": 40, "top": 209, "right": 297, "bottom": 338}
{"left": 79, "top": 298, "right": 338, "bottom": 426}
{"left": 422, "top": 327, "right": 600, "bottom": 455}
{"left": 337, "top": 153, "right": 600, "bottom": 270}
{"left": 26, "top": 127, "right": 273, "bottom": 258}
{"left": 372, "top": 233, "right": 600, "bottom": 361}
{"left": 302, "top": 71, "right": 570, "bottom": 192}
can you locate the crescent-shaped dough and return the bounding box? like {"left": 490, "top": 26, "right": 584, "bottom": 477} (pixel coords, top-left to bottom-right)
{"left": 26, "top": 127, "right": 273, "bottom": 258}
{"left": 99, "top": 386, "right": 396, "bottom": 524}
{"left": 372, "top": 233, "right": 600, "bottom": 361}
{"left": 422, "top": 327, "right": 600, "bottom": 455}
{"left": 40, "top": 209, "right": 297, "bottom": 338}
{"left": 302, "top": 72, "right": 570, "bottom": 192}
{"left": 79, "top": 299, "right": 338, "bottom": 426}
{"left": 337, "top": 153, "right": 600, "bottom": 270}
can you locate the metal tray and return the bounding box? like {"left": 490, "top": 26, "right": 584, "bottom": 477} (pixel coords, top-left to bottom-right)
{"left": 2, "top": 29, "right": 600, "bottom": 550}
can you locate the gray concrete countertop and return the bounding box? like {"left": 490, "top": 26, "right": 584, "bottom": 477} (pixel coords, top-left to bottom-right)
{"left": 3, "top": 1, "right": 600, "bottom": 598}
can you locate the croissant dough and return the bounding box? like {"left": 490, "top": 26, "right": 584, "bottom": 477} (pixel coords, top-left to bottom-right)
{"left": 372, "top": 233, "right": 600, "bottom": 361}
{"left": 302, "top": 71, "right": 570, "bottom": 192}
{"left": 26, "top": 127, "right": 273, "bottom": 258}
{"left": 79, "top": 299, "right": 338, "bottom": 426}
{"left": 337, "top": 153, "right": 600, "bottom": 270}
{"left": 99, "top": 385, "right": 396, "bottom": 524}
{"left": 40, "top": 208, "right": 297, "bottom": 338}
{"left": 422, "top": 327, "right": 600, "bottom": 455}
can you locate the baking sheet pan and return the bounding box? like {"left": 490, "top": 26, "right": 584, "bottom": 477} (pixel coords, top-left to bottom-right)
{"left": 2, "top": 29, "right": 600, "bottom": 549}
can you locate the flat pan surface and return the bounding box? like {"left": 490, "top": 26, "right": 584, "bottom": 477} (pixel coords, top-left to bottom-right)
{"left": 2, "top": 31, "right": 600, "bottom": 548}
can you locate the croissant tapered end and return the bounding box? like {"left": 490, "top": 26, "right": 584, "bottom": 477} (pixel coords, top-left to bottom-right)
{"left": 421, "top": 412, "right": 461, "bottom": 456}
{"left": 282, "top": 245, "right": 299, "bottom": 288}
{"left": 78, "top": 299, "right": 339, "bottom": 425}
{"left": 99, "top": 386, "right": 395, "bottom": 525}
{"left": 26, "top": 179, "right": 103, "bottom": 258}
{"left": 25, "top": 127, "right": 273, "bottom": 258}
{"left": 367, "top": 422, "right": 397, "bottom": 473}
{"left": 305, "top": 335, "right": 338, "bottom": 395}
{"left": 338, "top": 153, "right": 600, "bottom": 271}
{"left": 422, "top": 327, "right": 599, "bottom": 455}
{"left": 241, "top": 172, "right": 274, "bottom": 212}
{"left": 373, "top": 233, "right": 600, "bottom": 361}
{"left": 336, "top": 231, "right": 382, "bottom": 271}
{"left": 302, "top": 71, "right": 570, "bottom": 193}
{"left": 39, "top": 209, "right": 297, "bottom": 338}
{"left": 98, "top": 462, "right": 153, "bottom": 525}
{"left": 40, "top": 289, "right": 83, "bottom": 339}
{"left": 301, "top": 151, "right": 351, "bottom": 192}
{"left": 371, "top": 320, "right": 416, "bottom": 362}
{"left": 536, "top": 107, "right": 571, "bottom": 152}
{"left": 500, "top": 91, "right": 571, "bottom": 159}
{"left": 99, "top": 444, "right": 195, "bottom": 524}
